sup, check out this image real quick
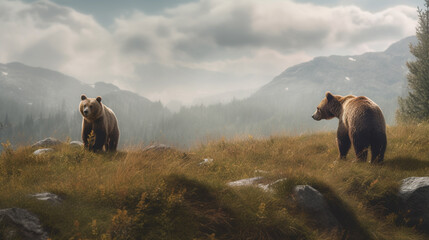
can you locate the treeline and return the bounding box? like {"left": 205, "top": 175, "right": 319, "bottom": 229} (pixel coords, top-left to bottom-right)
{"left": 0, "top": 94, "right": 333, "bottom": 150}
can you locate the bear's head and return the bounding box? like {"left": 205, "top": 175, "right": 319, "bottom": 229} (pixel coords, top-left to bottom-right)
{"left": 79, "top": 94, "right": 103, "bottom": 121}
{"left": 312, "top": 92, "right": 341, "bottom": 121}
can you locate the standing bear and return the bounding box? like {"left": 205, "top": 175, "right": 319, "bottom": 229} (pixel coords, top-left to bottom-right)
{"left": 312, "top": 92, "right": 386, "bottom": 163}
{"left": 79, "top": 94, "right": 120, "bottom": 152}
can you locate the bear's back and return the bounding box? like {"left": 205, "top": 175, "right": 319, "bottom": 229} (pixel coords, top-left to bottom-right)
{"left": 342, "top": 96, "right": 385, "bottom": 131}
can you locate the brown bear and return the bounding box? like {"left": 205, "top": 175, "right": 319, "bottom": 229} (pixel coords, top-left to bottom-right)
{"left": 79, "top": 94, "right": 120, "bottom": 152}
{"left": 312, "top": 92, "right": 386, "bottom": 163}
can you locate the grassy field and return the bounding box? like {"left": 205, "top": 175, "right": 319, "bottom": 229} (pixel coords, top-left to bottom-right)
{"left": 1, "top": 124, "right": 429, "bottom": 239}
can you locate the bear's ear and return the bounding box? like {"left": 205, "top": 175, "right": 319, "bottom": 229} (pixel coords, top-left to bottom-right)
{"left": 81, "top": 94, "right": 87, "bottom": 100}
{"left": 325, "top": 92, "right": 334, "bottom": 101}
{"left": 96, "top": 96, "right": 102, "bottom": 103}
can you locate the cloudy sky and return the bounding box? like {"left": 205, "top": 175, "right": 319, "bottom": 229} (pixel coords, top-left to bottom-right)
{"left": 0, "top": 0, "right": 422, "bottom": 105}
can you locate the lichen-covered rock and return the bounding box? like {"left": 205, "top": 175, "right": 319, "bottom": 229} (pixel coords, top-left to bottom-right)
{"left": 293, "top": 185, "right": 340, "bottom": 229}
{"left": 32, "top": 148, "right": 54, "bottom": 155}
{"left": 69, "top": 141, "right": 84, "bottom": 147}
{"left": 32, "top": 137, "right": 62, "bottom": 148}
{"left": 227, "top": 177, "right": 264, "bottom": 187}
{"left": 0, "top": 208, "right": 48, "bottom": 240}
{"left": 258, "top": 178, "right": 287, "bottom": 192}
{"left": 32, "top": 148, "right": 54, "bottom": 156}
{"left": 227, "top": 177, "right": 287, "bottom": 192}
{"left": 30, "top": 192, "right": 62, "bottom": 204}
{"left": 398, "top": 177, "right": 429, "bottom": 232}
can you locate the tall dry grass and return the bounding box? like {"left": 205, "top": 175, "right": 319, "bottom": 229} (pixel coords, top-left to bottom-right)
{"left": 0, "top": 124, "right": 427, "bottom": 239}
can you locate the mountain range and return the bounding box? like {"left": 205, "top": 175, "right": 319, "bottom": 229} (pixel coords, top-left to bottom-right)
{"left": 252, "top": 36, "right": 416, "bottom": 124}
{"left": 0, "top": 36, "right": 417, "bottom": 147}
{"left": 0, "top": 62, "right": 169, "bottom": 146}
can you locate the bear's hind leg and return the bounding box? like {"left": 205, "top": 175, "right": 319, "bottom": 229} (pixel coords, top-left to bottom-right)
{"left": 337, "top": 122, "right": 351, "bottom": 159}
{"left": 370, "top": 133, "right": 387, "bottom": 164}
{"left": 108, "top": 125, "right": 119, "bottom": 152}
{"left": 352, "top": 132, "right": 370, "bottom": 162}
{"left": 108, "top": 138, "right": 118, "bottom": 151}
{"left": 355, "top": 148, "right": 368, "bottom": 162}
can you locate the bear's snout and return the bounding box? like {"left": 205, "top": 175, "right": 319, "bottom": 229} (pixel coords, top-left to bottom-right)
{"left": 312, "top": 112, "right": 321, "bottom": 121}
{"left": 83, "top": 109, "right": 89, "bottom": 116}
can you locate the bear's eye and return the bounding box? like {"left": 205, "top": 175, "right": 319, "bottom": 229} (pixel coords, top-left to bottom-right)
{"left": 317, "top": 107, "right": 320, "bottom": 111}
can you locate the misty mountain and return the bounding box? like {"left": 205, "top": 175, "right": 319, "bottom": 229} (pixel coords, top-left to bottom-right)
{"left": 0, "top": 62, "right": 170, "bottom": 145}
{"left": 192, "top": 88, "right": 256, "bottom": 106}
{"left": 252, "top": 36, "right": 417, "bottom": 125}
{"left": 0, "top": 36, "right": 418, "bottom": 148}
{"left": 0, "top": 62, "right": 158, "bottom": 114}
{"left": 159, "top": 36, "right": 418, "bottom": 145}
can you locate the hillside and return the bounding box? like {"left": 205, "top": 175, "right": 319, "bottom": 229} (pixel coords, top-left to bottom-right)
{"left": 1, "top": 124, "right": 428, "bottom": 239}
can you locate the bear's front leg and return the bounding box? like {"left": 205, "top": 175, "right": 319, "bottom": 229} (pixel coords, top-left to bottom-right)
{"left": 92, "top": 129, "right": 106, "bottom": 152}
{"left": 82, "top": 119, "right": 92, "bottom": 149}
{"left": 337, "top": 122, "right": 351, "bottom": 159}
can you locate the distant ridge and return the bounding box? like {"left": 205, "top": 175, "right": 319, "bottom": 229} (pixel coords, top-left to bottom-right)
{"left": 251, "top": 35, "right": 417, "bottom": 124}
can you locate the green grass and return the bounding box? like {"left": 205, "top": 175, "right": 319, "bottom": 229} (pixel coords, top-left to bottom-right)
{"left": 1, "top": 124, "right": 429, "bottom": 239}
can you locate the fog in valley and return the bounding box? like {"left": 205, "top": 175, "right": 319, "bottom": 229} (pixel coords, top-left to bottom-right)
{"left": 0, "top": 0, "right": 422, "bottom": 149}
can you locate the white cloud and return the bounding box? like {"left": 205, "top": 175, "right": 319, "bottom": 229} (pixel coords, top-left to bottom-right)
{"left": 0, "top": 0, "right": 418, "bottom": 104}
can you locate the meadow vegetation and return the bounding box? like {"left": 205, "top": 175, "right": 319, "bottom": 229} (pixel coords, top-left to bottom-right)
{"left": 1, "top": 124, "right": 429, "bottom": 239}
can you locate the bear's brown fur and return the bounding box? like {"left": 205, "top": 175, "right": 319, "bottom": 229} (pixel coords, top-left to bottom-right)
{"left": 312, "top": 92, "right": 386, "bottom": 163}
{"left": 79, "top": 94, "right": 119, "bottom": 152}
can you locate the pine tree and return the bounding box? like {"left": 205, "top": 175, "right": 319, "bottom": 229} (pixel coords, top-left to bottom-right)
{"left": 398, "top": 0, "right": 429, "bottom": 122}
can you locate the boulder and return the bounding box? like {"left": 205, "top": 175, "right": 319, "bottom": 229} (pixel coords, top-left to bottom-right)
{"left": 30, "top": 192, "right": 62, "bottom": 204}
{"left": 0, "top": 208, "right": 48, "bottom": 240}
{"left": 398, "top": 177, "right": 429, "bottom": 232}
{"left": 69, "top": 141, "right": 84, "bottom": 147}
{"left": 32, "top": 148, "right": 54, "bottom": 156}
{"left": 293, "top": 185, "right": 340, "bottom": 229}
{"left": 32, "top": 137, "right": 62, "bottom": 148}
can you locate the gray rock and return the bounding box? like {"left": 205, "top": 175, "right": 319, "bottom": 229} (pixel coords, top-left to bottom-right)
{"left": 0, "top": 208, "right": 48, "bottom": 240}
{"left": 30, "top": 192, "right": 62, "bottom": 204}
{"left": 32, "top": 148, "right": 54, "bottom": 156}
{"left": 227, "top": 177, "right": 287, "bottom": 192}
{"left": 293, "top": 185, "right": 340, "bottom": 229}
{"left": 227, "top": 177, "right": 264, "bottom": 187}
{"left": 69, "top": 141, "right": 84, "bottom": 147}
{"left": 258, "top": 178, "right": 287, "bottom": 192}
{"left": 398, "top": 177, "right": 429, "bottom": 232}
{"left": 32, "top": 137, "right": 62, "bottom": 148}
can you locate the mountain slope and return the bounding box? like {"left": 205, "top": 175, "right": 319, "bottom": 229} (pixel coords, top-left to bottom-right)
{"left": 0, "top": 62, "right": 170, "bottom": 146}
{"left": 0, "top": 62, "right": 158, "bottom": 116}
{"left": 253, "top": 36, "right": 417, "bottom": 124}
{"left": 158, "top": 36, "right": 418, "bottom": 145}
{"left": 0, "top": 36, "right": 418, "bottom": 147}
